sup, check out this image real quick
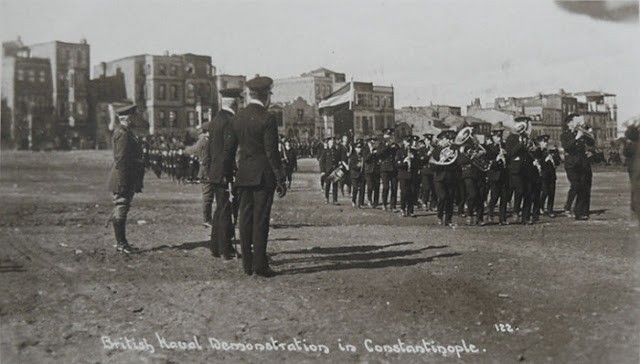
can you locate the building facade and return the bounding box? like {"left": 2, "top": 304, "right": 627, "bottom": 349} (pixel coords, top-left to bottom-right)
{"left": 29, "top": 39, "right": 91, "bottom": 147}
{"left": 319, "top": 81, "right": 395, "bottom": 139}
{"left": 96, "top": 52, "right": 216, "bottom": 136}
{"left": 1, "top": 55, "right": 54, "bottom": 149}
{"left": 271, "top": 68, "right": 346, "bottom": 140}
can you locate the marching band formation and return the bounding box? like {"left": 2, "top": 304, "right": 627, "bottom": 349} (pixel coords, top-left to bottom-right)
{"left": 316, "top": 114, "right": 595, "bottom": 227}
{"left": 107, "top": 76, "right": 608, "bottom": 279}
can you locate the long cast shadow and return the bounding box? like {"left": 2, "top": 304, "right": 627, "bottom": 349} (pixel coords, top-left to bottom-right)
{"left": 278, "top": 252, "right": 461, "bottom": 276}
{"left": 141, "top": 240, "right": 210, "bottom": 253}
{"left": 280, "top": 241, "right": 420, "bottom": 255}
{"left": 271, "top": 246, "right": 448, "bottom": 266}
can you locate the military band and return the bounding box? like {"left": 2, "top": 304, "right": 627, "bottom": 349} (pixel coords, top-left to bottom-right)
{"left": 108, "top": 79, "right": 603, "bottom": 276}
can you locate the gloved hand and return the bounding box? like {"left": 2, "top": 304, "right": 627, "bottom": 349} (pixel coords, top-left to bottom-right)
{"left": 276, "top": 179, "right": 287, "bottom": 198}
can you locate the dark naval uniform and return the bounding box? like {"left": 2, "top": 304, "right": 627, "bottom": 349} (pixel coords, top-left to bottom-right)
{"left": 107, "top": 105, "right": 144, "bottom": 253}
{"left": 378, "top": 130, "right": 398, "bottom": 210}
{"left": 505, "top": 126, "right": 534, "bottom": 223}
{"left": 395, "top": 141, "right": 417, "bottom": 216}
{"left": 561, "top": 124, "right": 593, "bottom": 220}
{"left": 208, "top": 94, "right": 240, "bottom": 258}
{"left": 348, "top": 144, "right": 366, "bottom": 207}
{"left": 223, "top": 77, "right": 285, "bottom": 277}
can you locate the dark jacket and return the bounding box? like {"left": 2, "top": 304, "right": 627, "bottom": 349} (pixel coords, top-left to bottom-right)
{"left": 395, "top": 147, "right": 417, "bottom": 180}
{"left": 223, "top": 103, "right": 284, "bottom": 187}
{"left": 378, "top": 141, "right": 397, "bottom": 173}
{"left": 505, "top": 134, "right": 533, "bottom": 176}
{"left": 322, "top": 146, "right": 341, "bottom": 173}
{"left": 108, "top": 124, "right": 144, "bottom": 194}
{"left": 207, "top": 110, "right": 234, "bottom": 184}
{"left": 561, "top": 130, "right": 591, "bottom": 171}
{"left": 281, "top": 146, "right": 297, "bottom": 173}
{"left": 348, "top": 151, "right": 365, "bottom": 180}
{"left": 418, "top": 146, "right": 433, "bottom": 175}
{"left": 485, "top": 143, "right": 507, "bottom": 182}
{"left": 363, "top": 144, "right": 379, "bottom": 174}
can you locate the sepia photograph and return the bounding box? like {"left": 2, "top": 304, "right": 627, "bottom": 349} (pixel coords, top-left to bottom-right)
{"left": 1, "top": 0, "right": 639, "bottom": 362}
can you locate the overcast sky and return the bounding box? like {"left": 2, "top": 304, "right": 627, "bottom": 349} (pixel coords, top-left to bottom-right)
{"left": 1, "top": 0, "right": 638, "bottom": 125}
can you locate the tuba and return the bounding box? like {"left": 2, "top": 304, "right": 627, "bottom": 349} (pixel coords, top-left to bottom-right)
{"left": 455, "top": 127, "right": 491, "bottom": 172}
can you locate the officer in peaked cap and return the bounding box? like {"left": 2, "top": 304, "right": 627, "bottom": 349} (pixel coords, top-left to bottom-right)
{"left": 223, "top": 76, "right": 286, "bottom": 277}
{"left": 207, "top": 87, "right": 243, "bottom": 259}
{"left": 107, "top": 104, "right": 144, "bottom": 254}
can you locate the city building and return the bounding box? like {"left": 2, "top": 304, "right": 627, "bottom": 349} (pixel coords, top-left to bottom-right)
{"left": 1, "top": 53, "right": 54, "bottom": 149}
{"left": 95, "top": 52, "right": 216, "bottom": 136}
{"left": 318, "top": 81, "right": 394, "bottom": 138}
{"left": 271, "top": 68, "right": 346, "bottom": 139}
{"left": 468, "top": 90, "right": 618, "bottom": 148}
{"left": 29, "top": 39, "right": 91, "bottom": 147}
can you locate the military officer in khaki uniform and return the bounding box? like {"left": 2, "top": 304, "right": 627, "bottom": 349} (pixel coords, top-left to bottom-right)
{"left": 107, "top": 104, "right": 144, "bottom": 254}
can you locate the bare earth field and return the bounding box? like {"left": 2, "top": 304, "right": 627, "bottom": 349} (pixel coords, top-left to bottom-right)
{"left": 1, "top": 151, "right": 638, "bottom": 364}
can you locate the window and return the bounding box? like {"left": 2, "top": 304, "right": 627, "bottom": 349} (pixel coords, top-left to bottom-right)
{"left": 158, "top": 84, "right": 166, "bottom": 100}
{"left": 39, "top": 70, "right": 46, "bottom": 82}
{"left": 169, "top": 64, "right": 177, "bottom": 76}
{"left": 146, "top": 64, "right": 151, "bottom": 75}
{"left": 28, "top": 70, "right": 35, "bottom": 82}
{"left": 375, "top": 96, "right": 380, "bottom": 108}
{"left": 77, "top": 102, "right": 84, "bottom": 116}
{"left": 222, "top": 80, "right": 228, "bottom": 89}
{"left": 77, "top": 50, "right": 82, "bottom": 64}
{"left": 356, "top": 94, "right": 366, "bottom": 106}
{"left": 355, "top": 116, "right": 361, "bottom": 131}
{"left": 297, "top": 109, "right": 304, "bottom": 121}
{"left": 187, "top": 83, "right": 195, "bottom": 99}
{"left": 188, "top": 111, "right": 195, "bottom": 126}
{"left": 65, "top": 49, "right": 71, "bottom": 61}
{"left": 159, "top": 111, "right": 166, "bottom": 127}
{"left": 185, "top": 63, "right": 194, "bottom": 74}
{"left": 169, "top": 111, "right": 177, "bottom": 127}
{"left": 170, "top": 85, "right": 178, "bottom": 100}
{"left": 17, "top": 69, "right": 24, "bottom": 81}
{"left": 159, "top": 64, "right": 166, "bottom": 75}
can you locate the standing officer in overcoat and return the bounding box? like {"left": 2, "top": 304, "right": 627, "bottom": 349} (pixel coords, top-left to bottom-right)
{"left": 207, "top": 88, "right": 243, "bottom": 259}
{"left": 223, "top": 77, "right": 287, "bottom": 277}
{"left": 107, "top": 104, "right": 144, "bottom": 254}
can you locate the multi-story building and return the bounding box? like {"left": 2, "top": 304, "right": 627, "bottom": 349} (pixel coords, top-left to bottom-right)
{"left": 96, "top": 52, "right": 216, "bottom": 136}
{"left": 318, "top": 81, "right": 394, "bottom": 138}
{"left": 273, "top": 97, "right": 316, "bottom": 140}
{"left": 29, "top": 39, "right": 91, "bottom": 146}
{"left": 1, "top": 54, "right": 54, "bottom": 149}
{"left": 574, "top": 91, "right": 618, "bottom": 146}
{"left": 271, "top": 68, "right": 346, "bottom": 139}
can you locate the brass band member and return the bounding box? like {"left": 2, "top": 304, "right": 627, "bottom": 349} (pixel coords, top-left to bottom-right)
{"left": 322, "top": 137, "right": 341, "bottom": 204}
{"left": 432, "top": 129, "right": 459, "bottom": 226}
{"left": 363, "top": 137, "right": 380, "bottom": 208}
{"left": 505, "top": 117, "right": 535, "bottom": 224}
{"left": 396, "top": 135, "right": 417, "bottom": 217}
{"left": 486, "top": 122, "right": 509, "bottom": 225}
{"left": 456, "top": 127, "right": 487, "bottom": 226}
{"left": 348, "top": 140, "right": 366, "bottom": 207}
{"left": 561, "top": 113, "right": 594, "bottom": 220}
{"left": 107, "top": 104, "right": 145, "bottom": 254}
{"left": 378, "top": 128, "right": 398, "bottom": 211}
{"left": 418, "top": 131, "right": 438, "bottom": 212}
{"left": 538, "top": 136, "right": 562, "bottom": 217}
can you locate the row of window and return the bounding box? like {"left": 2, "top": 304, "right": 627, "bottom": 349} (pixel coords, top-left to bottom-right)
{"left": 355, "top": 93, "right": 393, "bottom": 108}
{"left": 16, "top": 69, "right": 47, "bottom": 83}
{"left": 15, "top": 95, "right": 51, "bottom": 109}
{"left": 354, "top": 114, "right": 394, "bottom": 133}
{"left": 149, "top": 62, "right": 212, "bottom": 77}
{"left": 64, "top": 49, "right": 87, "bottom": 65}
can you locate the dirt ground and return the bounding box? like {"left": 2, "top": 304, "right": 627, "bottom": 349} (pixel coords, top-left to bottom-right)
{"left": 1, "top": 150, "right": 638, "bottom": 364}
